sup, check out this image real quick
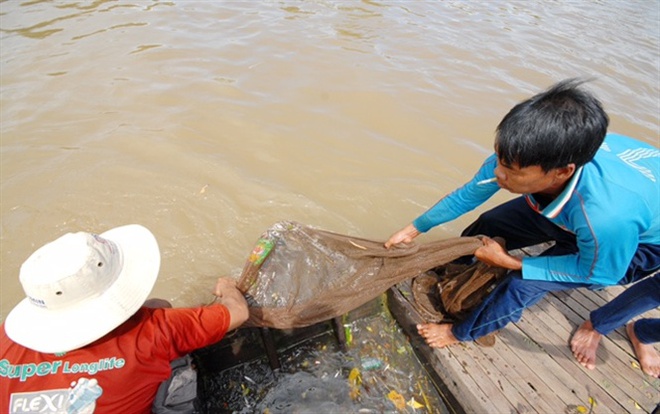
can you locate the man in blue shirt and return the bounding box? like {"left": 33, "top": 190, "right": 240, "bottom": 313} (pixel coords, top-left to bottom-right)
{"left": 385, "top": 79, "right": 659, "bottom": 373}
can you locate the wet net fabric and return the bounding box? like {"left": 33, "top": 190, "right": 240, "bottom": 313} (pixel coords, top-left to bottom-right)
{"left": 237, "top": 221, "right": 483, "bottom": 329}
{"left": 412, "top": 262, "right": 508, "bottom": 324}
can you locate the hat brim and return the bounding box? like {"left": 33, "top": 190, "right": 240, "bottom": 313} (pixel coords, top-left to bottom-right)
{"left": 5, "top": 224, "right": 161, "bottom": 354}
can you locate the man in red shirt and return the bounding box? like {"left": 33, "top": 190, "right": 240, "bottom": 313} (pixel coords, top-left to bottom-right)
{"left": 0, "top": 224, "right": 249, "bottom": 414}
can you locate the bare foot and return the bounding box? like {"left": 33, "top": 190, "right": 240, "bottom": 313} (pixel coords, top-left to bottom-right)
{"left": 417, "top": 323, "right": 460, "bottom": 348}
{"left": 626, "top": 322, "right": 660, "bottom": 378}
{"left": 570, "top": 320, "right": 601, "bottom": 370}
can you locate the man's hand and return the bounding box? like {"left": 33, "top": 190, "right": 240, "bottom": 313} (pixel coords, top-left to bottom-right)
{"left": 475, "top": 236, "right": 522, "bottom": 270}
{"left": 385, "top": 223, "right": 421, "bottom": 248}
{"left": 213, "top": 277, "right": 239, "bottom": 298}
{"left": 213, "top": 277, "right": 249, "bottom": 330}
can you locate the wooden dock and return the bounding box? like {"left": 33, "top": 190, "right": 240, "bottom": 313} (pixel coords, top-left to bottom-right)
{"left": 388, "top": 273, "right": 660, "bottom": 414}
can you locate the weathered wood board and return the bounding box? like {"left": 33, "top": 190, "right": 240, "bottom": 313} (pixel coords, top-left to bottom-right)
{"left": 388, "top": 253, "right": 660, "bottom": 414}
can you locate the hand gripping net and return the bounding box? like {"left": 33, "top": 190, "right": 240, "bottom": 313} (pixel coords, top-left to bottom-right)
{"left": 237, "top": 221, "right": 483, "bottom": 329}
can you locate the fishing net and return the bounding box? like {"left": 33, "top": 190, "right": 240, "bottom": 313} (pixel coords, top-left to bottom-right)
{"left": 412, "top": 262, "right": 508, "bottom": 323}
{"left": 236, "top": 221, "right": 483, "bottom": 329}
{"left": 409, "top": 237, "right": 509, "bottom": 347}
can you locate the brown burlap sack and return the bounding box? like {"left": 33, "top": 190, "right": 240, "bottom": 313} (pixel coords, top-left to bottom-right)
{"left": 237, "top": 221, "right": 483, "bottom": 329}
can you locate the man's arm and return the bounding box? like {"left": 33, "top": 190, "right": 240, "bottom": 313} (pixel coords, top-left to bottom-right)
{"left": 474, "top": 236, "right": 522, "bottom": 270}
{"left": 386, "top": 154, "right": 500, "bottom": 249}
{"left": 212, "top": 277, "right": 249, "bottom": 331}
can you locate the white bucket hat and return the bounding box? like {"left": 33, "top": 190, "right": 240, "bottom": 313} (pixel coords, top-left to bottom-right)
{"left": 5, "top": 224, "right": 161, "bottom": 354}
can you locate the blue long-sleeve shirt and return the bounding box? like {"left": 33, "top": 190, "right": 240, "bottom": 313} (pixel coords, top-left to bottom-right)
{"left": 413, "top": 133, "right": 660, "bottom": 286}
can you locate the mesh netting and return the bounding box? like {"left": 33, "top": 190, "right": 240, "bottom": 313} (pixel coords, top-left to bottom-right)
{"left": 237, "top": 221, "right": 483, "bottom": 329}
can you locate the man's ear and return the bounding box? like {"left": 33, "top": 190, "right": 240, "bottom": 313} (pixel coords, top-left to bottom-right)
{"left": 556, "top": 163, "right": 576, "bottom": 179}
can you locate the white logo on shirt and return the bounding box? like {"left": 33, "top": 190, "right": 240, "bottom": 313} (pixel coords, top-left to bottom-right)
{"left": 9, "top": 377, "right": 103, "bottom": 414}
{"left": 618, "top": 148, "right": 660, "bottom": 182}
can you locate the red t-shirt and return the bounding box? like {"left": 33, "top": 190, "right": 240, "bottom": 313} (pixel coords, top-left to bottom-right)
{"left": 0, "top": 304, "right": 231, "bottom": 414}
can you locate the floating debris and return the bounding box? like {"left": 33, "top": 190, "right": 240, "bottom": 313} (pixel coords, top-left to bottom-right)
{"left": 388, "top": 390, "right": 406, "bottom": 410}
{"left": 408, "top": 397, "right": 425, "bottom": 409}
{"left": 349, "top": 240, "right": 368, "bottom": 250}
{"left": 197, "top": 308, "right": 449, "bottom": 413}
{"left": 360, "top": 357, "right": 383, "bottom": 371}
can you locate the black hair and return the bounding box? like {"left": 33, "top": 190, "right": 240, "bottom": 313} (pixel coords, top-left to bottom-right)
{"left": 495, "top": 78, "right": 609, "bottom": 171}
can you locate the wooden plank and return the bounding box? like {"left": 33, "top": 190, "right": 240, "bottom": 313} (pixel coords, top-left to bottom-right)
{"left": 476, "top": 324, "right": 589, "bottom": 413}
{"left": 388, "top": 275, "right": 660, "bottom": 414}
{"left": 539, "top": 293, "right": 650, "bottom": 404}
{"left": 461, "top": 328, "right": 566, "bottom": 412}
{"left": 538, "top": 293, "right": 660, "bottom": 411}
{"left": 444, "top": 338, "right": 538, "bottom": 412}
{"left": 514, "top": 303, "right": 623, "bottom": 413}
{"left": 551, "top": 288, "right": 660, "bottom": 392}
{"left": 437, "top": 347, "right": 512, "bottom": 412}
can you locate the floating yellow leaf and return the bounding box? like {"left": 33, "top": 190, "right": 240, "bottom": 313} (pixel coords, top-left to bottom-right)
{"left": 407, "top": 397, "right": 424, "bottom": 409}
{"left": 634, "top": 401, "right": 642, "bottom": 410}
{"left": 632, "top": 361, "right": 640, "bottom": 369}
{"left": 348, "top": 367, "right": 362, "bottom": 386}
{"left": 588, "top": 396, "right": 596, "bottom": 407}
{"left": 576, "top": 405, "right": 587, "bottom": 413}
{"left": 388, "top": 390, "right": 406, "bottom": 410}
{"left": 349, "top": 387, "right": 361, "bottom": 400}
{"left": 348, "top": 368, "right": 362, "bottom": 400}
